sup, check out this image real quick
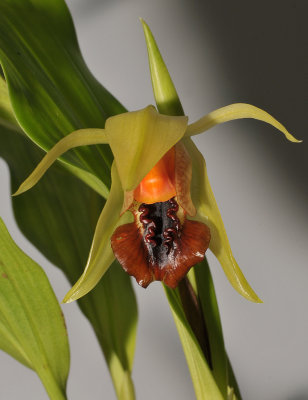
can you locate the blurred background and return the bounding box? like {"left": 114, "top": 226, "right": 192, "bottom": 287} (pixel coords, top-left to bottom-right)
{"left": 0, "top": 0, "right": 307, "bottom": 399}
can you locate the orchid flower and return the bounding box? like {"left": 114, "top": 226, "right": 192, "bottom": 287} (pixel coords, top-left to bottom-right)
{"left": 14, "top": 22, "right": 300, "bottom": 305}
{"left": 14, "top": 102, "right": 299, "bottom": 303}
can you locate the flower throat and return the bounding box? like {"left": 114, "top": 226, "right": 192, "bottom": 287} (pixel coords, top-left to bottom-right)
{"left": 138, "top": 197, "right": 181, "bottom": 256}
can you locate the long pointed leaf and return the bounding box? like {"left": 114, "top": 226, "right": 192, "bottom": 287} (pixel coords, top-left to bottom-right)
{"left": 0, "top": 218, "right": 69, "bottom": 400}
{"left": 0, "top": 73, "right": 18, "bottom": 128}
{"left": 189, "top": 260, "right": 228, "bottom": 397}
{"left": 0, "top": 0, "right": 126, "bottom": 190}
{"left": 0, "top": 72, "right": 108, "bottom": 198}
{"left": 0, "top": 1, "right": 138, "bottom": 396}
{"left": 189, "top": 263, "right": 243, "bottom": 398}
{"left": 226, "top": 357, "right": 242, "bottom": 400}
{"left": 164, "top": 286, "right": 224, "bottom": 400}
{"left": 0, "top": 123, "right": 137, "bottom": 400}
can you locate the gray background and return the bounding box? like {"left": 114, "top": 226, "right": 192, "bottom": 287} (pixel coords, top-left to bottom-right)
{"left": 0, "top": 0, "right": 307, "bottom": 399}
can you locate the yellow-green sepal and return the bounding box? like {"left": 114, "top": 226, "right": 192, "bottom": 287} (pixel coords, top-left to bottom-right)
{"left": 140, "top": 19, "right": 184, "bottom": 116}
{"left": 105, "top": 106, "right": 188, "bottom": 192}
{"left": 63, "top": 162, "right": 132, "bottom": 303}
{"left": 186, "top": 103, "right": 301, "bottom": 143}
{"left": 184, "top": 137, "right": 262, "bottom": 303}
{"left": 14, "top": 128, "right": 108, "bottom": 196}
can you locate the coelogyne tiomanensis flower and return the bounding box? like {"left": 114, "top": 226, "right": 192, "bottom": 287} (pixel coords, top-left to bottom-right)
{"left": 14, "top": 104, "right": 300, "bottom": 303}
{"left": 111, "top": 133, "right": 210, "bottom": 289}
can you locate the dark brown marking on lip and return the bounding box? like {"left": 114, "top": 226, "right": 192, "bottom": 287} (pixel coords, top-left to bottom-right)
{"left": 111, "top": 198, "right": 211, "bottom": 288}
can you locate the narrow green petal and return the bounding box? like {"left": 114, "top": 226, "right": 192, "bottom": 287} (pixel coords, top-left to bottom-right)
{"left": 184, "top": 137, "right": 262, "bottom": 303}
{"left": 14, "top": 129, "right": 107, "bottom": 196}
{"left": 63, "top": 163, "right": 132, "bottom": 303}
{"left": 105, "top": 106, "right": 188, "bottom": 191}
{"left": 186, "top": 103, "right": 301, "bottom": 143}
{"left": 140, "top": 19, "right": 184, "bottom": 116}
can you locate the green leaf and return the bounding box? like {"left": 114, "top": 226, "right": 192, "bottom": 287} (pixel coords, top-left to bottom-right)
{"left": 0, "top": 123, "right": 137, "bottom": 400}
{"left": 1, "top": 72, "right": 109, "bottom": 198}
{"left": 0, "top": 2, "right": 138, "bottom": 396}
{"left": 164, "top": 286, "right": 224, "bottom": 400}
{"left": 190, "top": 261, "right": 242, "bottom": 399}
{"left": 226, "top": 357, "right": 242, "bottom": 400}
{"left": 0, "top": 218, "right": 69, "bottom": 400}
{"left": 92, "top": 261, "right": 137, "bottom": 400}
{"left": 0, "top": 0, "right": 126, "bottom": 190}
{"left": 189, "top": 260, "right": 228, "bottom": 398}
{"left": 0, "top": 73, "right": 18, "bottom": 129}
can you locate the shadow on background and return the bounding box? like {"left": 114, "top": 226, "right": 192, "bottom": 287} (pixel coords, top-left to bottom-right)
{"left": 287, "top": 394, "right": 308, "bottom": 400}
{"left": 187, "top": 0, "right": 307, "bottom": 207}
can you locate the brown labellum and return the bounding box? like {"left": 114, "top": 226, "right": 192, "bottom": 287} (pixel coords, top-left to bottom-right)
{"left": 111, "top": 197, "right": 211, "bottom": 288}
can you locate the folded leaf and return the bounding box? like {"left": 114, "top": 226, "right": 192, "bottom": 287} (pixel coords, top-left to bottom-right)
{"left": 0, "top": 0, "right": 126, "bottom": 190}
{"left": 190, "top": 260, "right": 228, "bottom": 397}
{"left": 0, "top": 74, "right": 108, "bottom": 198}
{"left": 227, "top": 356, "right": 242, "bottom": 400}
{"left": 0, "top": 218, "right": 69, "bottom": 400}
{"left": 0, "top": 124, "right": 137, "bottom": 400}
{"left": 0, "top": 74, "right": 18, "bottom": 129}
{"left": 0, "top": 1, "right": 138, "bottom": 397}
{"left": 164, "top": 286, "right": 224, "bottom": 400}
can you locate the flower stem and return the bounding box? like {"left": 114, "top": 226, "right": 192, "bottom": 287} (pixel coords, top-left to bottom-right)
{"left": 178, "top": 277, "right": 212, "bottom": 368}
